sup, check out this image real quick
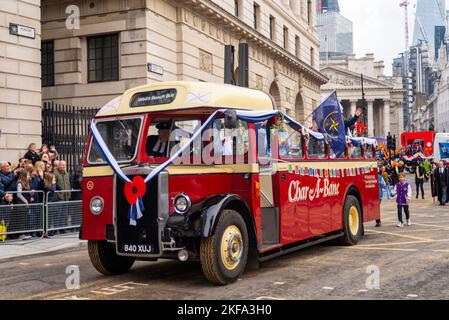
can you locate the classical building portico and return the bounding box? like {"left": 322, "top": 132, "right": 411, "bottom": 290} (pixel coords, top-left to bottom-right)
{"left": 320, "top": 54, "right": 404, "bottom": 140}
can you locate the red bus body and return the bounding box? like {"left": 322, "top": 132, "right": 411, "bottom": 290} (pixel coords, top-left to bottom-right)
{"left": 81, "top": 82, "right": 380, "bottom": 284}
{"left": 400, "top": 131, "right": 435, "bottom": 158}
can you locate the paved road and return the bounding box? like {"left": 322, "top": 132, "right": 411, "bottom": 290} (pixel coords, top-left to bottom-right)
{"left": 2, "top": 180, "right": 449, "bottom": 300}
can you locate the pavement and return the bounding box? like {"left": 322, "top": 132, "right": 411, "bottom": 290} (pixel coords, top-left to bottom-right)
{"left": 2, "top": 177, "right": 449, "bottom": 299}
{"left": 0, "top": 233, "right": 86, "bottom": 260}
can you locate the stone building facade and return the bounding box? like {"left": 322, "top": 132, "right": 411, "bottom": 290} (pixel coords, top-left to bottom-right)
{"left": 0, "top": 0, "right": 42, "bottom": 161}
{"left": 0, "top": 0, "right": 327, "bottom": 163}
{"left": 320, "top": 54, "right": 404, "bottom": 140}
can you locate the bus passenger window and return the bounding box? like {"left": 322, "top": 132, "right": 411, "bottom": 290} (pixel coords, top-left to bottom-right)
{"left": 307, "top": 135, "right": 326, "bottom": 159}
{"left": 146, "top": 119, "right": 199, "bottom": 158}
{"left": 365, "top": 145, "right": 375, "bottom": 159}
{"left": 213, "top": 119, "right": 249, "bottom": 157}
{"left": 349, "top": 145, "right": 363, "bottom": 159}
{"left": 280, "top": 125, "right": 303, "bottom": 160}
{"left": 255, "top": 122, "right": 270, "bottom": 162}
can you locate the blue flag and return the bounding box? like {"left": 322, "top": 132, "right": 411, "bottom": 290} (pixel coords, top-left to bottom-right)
{"left": 440, "top": 142, "right": 449, "bottom": 159}
{"left": 312, "top": 91, "right": 346, "bottom": 157}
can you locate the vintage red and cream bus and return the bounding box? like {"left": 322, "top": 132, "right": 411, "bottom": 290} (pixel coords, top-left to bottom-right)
{"left": 81, "top": 81, "right": 380, "bottom": 285}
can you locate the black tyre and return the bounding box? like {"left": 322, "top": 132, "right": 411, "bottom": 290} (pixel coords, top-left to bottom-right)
{"left": 200, "top": 210, "right": 249, "bottom": 285}
{"left": 338, "top": 195, "right": 363, "bottom": 246}
{"left": 88, "top": 240, "right": 135, "bottom": 275}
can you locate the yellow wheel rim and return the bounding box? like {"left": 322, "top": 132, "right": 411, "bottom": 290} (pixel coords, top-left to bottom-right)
{"left": 349, "top": 206, "right": 360, "bottom": 236}
{"left": 220, "top": 225, "right": 243, "bottom": 271}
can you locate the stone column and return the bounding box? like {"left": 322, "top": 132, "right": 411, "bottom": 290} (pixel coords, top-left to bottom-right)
{"left": 383, "top": 100, "right": 390, "bottom": 137}
{"left": 350, "top": 100, "right": 357, "bottom": 115}
{"left": 290, "top": 0, "right": 301, "bottom": 16}
{"left": 367, "top": 100, "right": 374, "bottom": 137}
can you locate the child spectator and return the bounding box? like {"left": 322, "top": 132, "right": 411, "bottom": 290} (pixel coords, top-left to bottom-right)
{"left": 38, "top": 145, "right": 49, "bottom": 158}
{"left": 24, "top": 143, "right": 40, "bottom": 165}
{"left": 393, "top": 173, "right": 412, "bottom": 228}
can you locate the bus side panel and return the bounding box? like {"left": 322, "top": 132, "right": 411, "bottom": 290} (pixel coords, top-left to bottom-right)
{"left": 167, "top": 173, "right": 252, "bottom": 217}
{"left": 361, "top": 168, "right": 381, "bottom": 223}
{"left": 277, "top": 171, "right": 310, "bottom": 245}
{"left": 81, "top": 176, "right": 114, "bottom": 240}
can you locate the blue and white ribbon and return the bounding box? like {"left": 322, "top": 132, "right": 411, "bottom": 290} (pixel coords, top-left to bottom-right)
{"left": 90, "top": 107, "right": 370, "bottom": 226}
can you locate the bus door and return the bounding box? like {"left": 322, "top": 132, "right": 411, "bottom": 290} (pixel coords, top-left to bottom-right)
{"left": 256, "top": 123, "right": 280, "bottom": 247}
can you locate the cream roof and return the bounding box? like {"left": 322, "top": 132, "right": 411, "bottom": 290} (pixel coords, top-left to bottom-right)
{"left": 96, "top": 81, "right": 275, "bottom": 117}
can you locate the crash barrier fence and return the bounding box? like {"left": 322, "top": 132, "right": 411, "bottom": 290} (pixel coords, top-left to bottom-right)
{"left": 0, "top": 190, "right": 82, "bottom": 241}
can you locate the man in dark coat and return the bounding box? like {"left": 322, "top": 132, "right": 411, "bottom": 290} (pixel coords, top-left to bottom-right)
{"left": 0, "top": 161, "right": 18, "bottom": 192}
{"left": 146, "top": 121, "right": 172, "bottom": 157}
{"left": 434, "top": 161, "right": 449, "bottom": 206}
{"left": 344, "top": 107, "right": 363, "bottom": 133}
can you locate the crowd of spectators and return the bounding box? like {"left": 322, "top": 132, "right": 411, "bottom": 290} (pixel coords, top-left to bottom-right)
{"left": 0, "top": 143, "right": 83, "bottom": 240}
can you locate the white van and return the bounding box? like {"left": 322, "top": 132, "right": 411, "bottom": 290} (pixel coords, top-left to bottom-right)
{"left": 433, "top": 133, "right": 449, "bottom": 162}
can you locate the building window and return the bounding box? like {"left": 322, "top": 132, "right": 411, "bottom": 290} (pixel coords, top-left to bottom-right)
{"left": 234, "top": 0, "right": 239, "bottom": 17}
{"left": 88, "top": 33, "right": 119, "bottom": 83}
{"left": 283, "top": 26, "right": 289, "bottom": 49}
{"left": 41, "top": 41, "right": 54, "bottom": 87}
{"left": 307, "top": 0, "right": 312, "bottom": 25}
{"left": 270, "top": 15, "right": 276, "bottom": 40}
{"left": 295, "top": 35, "right": 300, "bottom": 58}
{"left": 310, "top": 47, "right": 315, "bottom": 67}
{"left": 253, "top": 2, "right": 260, "bottom": 30}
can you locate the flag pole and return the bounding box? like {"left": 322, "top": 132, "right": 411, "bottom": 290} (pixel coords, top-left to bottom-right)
{"left": 361, "top": 73, "right": 367, "bottom": 137}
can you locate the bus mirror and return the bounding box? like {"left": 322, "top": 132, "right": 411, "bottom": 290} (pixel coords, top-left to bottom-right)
{"left": 224, "top": 110, "right": 238, "bottom": 129}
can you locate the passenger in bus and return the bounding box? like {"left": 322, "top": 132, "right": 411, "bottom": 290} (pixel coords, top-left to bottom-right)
{"left": 146, "top": 121, "right": 172, "bottom": 157}
{"left": 344, "top": 107, "right": 363, "bottom": 134}
{"left": 278, "top": 123, "right": 291, "bottom": 157}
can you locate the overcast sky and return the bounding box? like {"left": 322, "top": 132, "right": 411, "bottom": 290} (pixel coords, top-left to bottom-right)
{"left": 338, "top": 0, "right": 446, "bottom": 75}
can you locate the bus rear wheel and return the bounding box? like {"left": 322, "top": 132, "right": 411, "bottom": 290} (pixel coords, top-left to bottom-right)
{"left": 200, "top": 210, "right": 249, "bottom": 285}
{"left": 88, "top": 240, "right": 135, "bottom": 275}
{"left": 339, "top": 195, "right": 363, "bottom": 246}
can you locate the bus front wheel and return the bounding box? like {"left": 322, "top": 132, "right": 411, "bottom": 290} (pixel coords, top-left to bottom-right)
{"left": 88, "top": 240, "right": 135, "bottom": 275}
{"left": 200, "top": 210, "right": 249, "bottom": 285}
{"left": 339, "top": 195, "right": 363, "bottom": 246}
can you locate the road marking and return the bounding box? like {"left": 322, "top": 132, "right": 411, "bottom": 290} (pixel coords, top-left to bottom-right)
{"left": 273, "top": 282, "right": 285, "bottom": 285}
{"left": 322, "top": 287, "right": 334, "bottom": 290}
{"left": 358, "top": 289, "right": 368, "bottom": 293}
{"left": 407, "top": 294, "right": 418, "bottom": 298}
{"left": 358, "top": 238, "right": 449, "bottom": 248}
{"left": 44, "top": 263, "right": 53, "bottom": 266}
{"left": 342, "top": 246, "right": 418, "bottom": 252}
{"left": 255, "top": 296, "right": 283, "bottom": 300}
{"left": 18, "top": 263, "right": 29, "bottom": 266}
{"left": 432, "top": 249, "right": 449, "bottom": 253}
{"left": 412, "top": 223, "right": 449, "bottom": 230}
{"left": 55, "top": 295, "right": 91, "bottom": 300}
{"left": 365, "top": 229, "right": 433, "bottom": 241}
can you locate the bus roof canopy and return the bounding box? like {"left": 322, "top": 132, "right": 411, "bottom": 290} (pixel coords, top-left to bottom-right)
{"left": 96, "top": 81, "right": 275, "bottom": 117}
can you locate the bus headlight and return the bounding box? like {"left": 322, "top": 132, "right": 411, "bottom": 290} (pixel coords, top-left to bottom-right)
{"left": 90, "top": 197, "right": 104, "bottom": 215}
{"left": 173, "top": 193, "right": 191, "bottom": 215}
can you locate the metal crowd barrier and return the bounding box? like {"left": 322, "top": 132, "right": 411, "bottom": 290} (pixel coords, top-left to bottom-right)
{"left": 46, "top": 190, "right": 82, "bottom": 233}
{"left": 0, "top": 191, "right": 45, "bottom": 240}
{"left": 0, "top": 190, "right": 82, "bottom": 242}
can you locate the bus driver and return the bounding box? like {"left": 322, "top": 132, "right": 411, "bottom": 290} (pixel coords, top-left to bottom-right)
{"left": 146, "top": 121, "right": 172, "bottom": 157}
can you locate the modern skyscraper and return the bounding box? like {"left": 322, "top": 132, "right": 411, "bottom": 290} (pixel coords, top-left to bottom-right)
{"left": 317, "top": 0, "right": 353, "bottom": 61}
{"left": 317, "top": 0, "right": 340, "bottom": 14}
{"left": 412, "top": 0, "right": 446, "bottom": 60}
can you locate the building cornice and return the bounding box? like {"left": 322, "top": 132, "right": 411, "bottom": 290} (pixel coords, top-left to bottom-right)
{"left": 175, "top": 0, "right": 328, "bottom": 85}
